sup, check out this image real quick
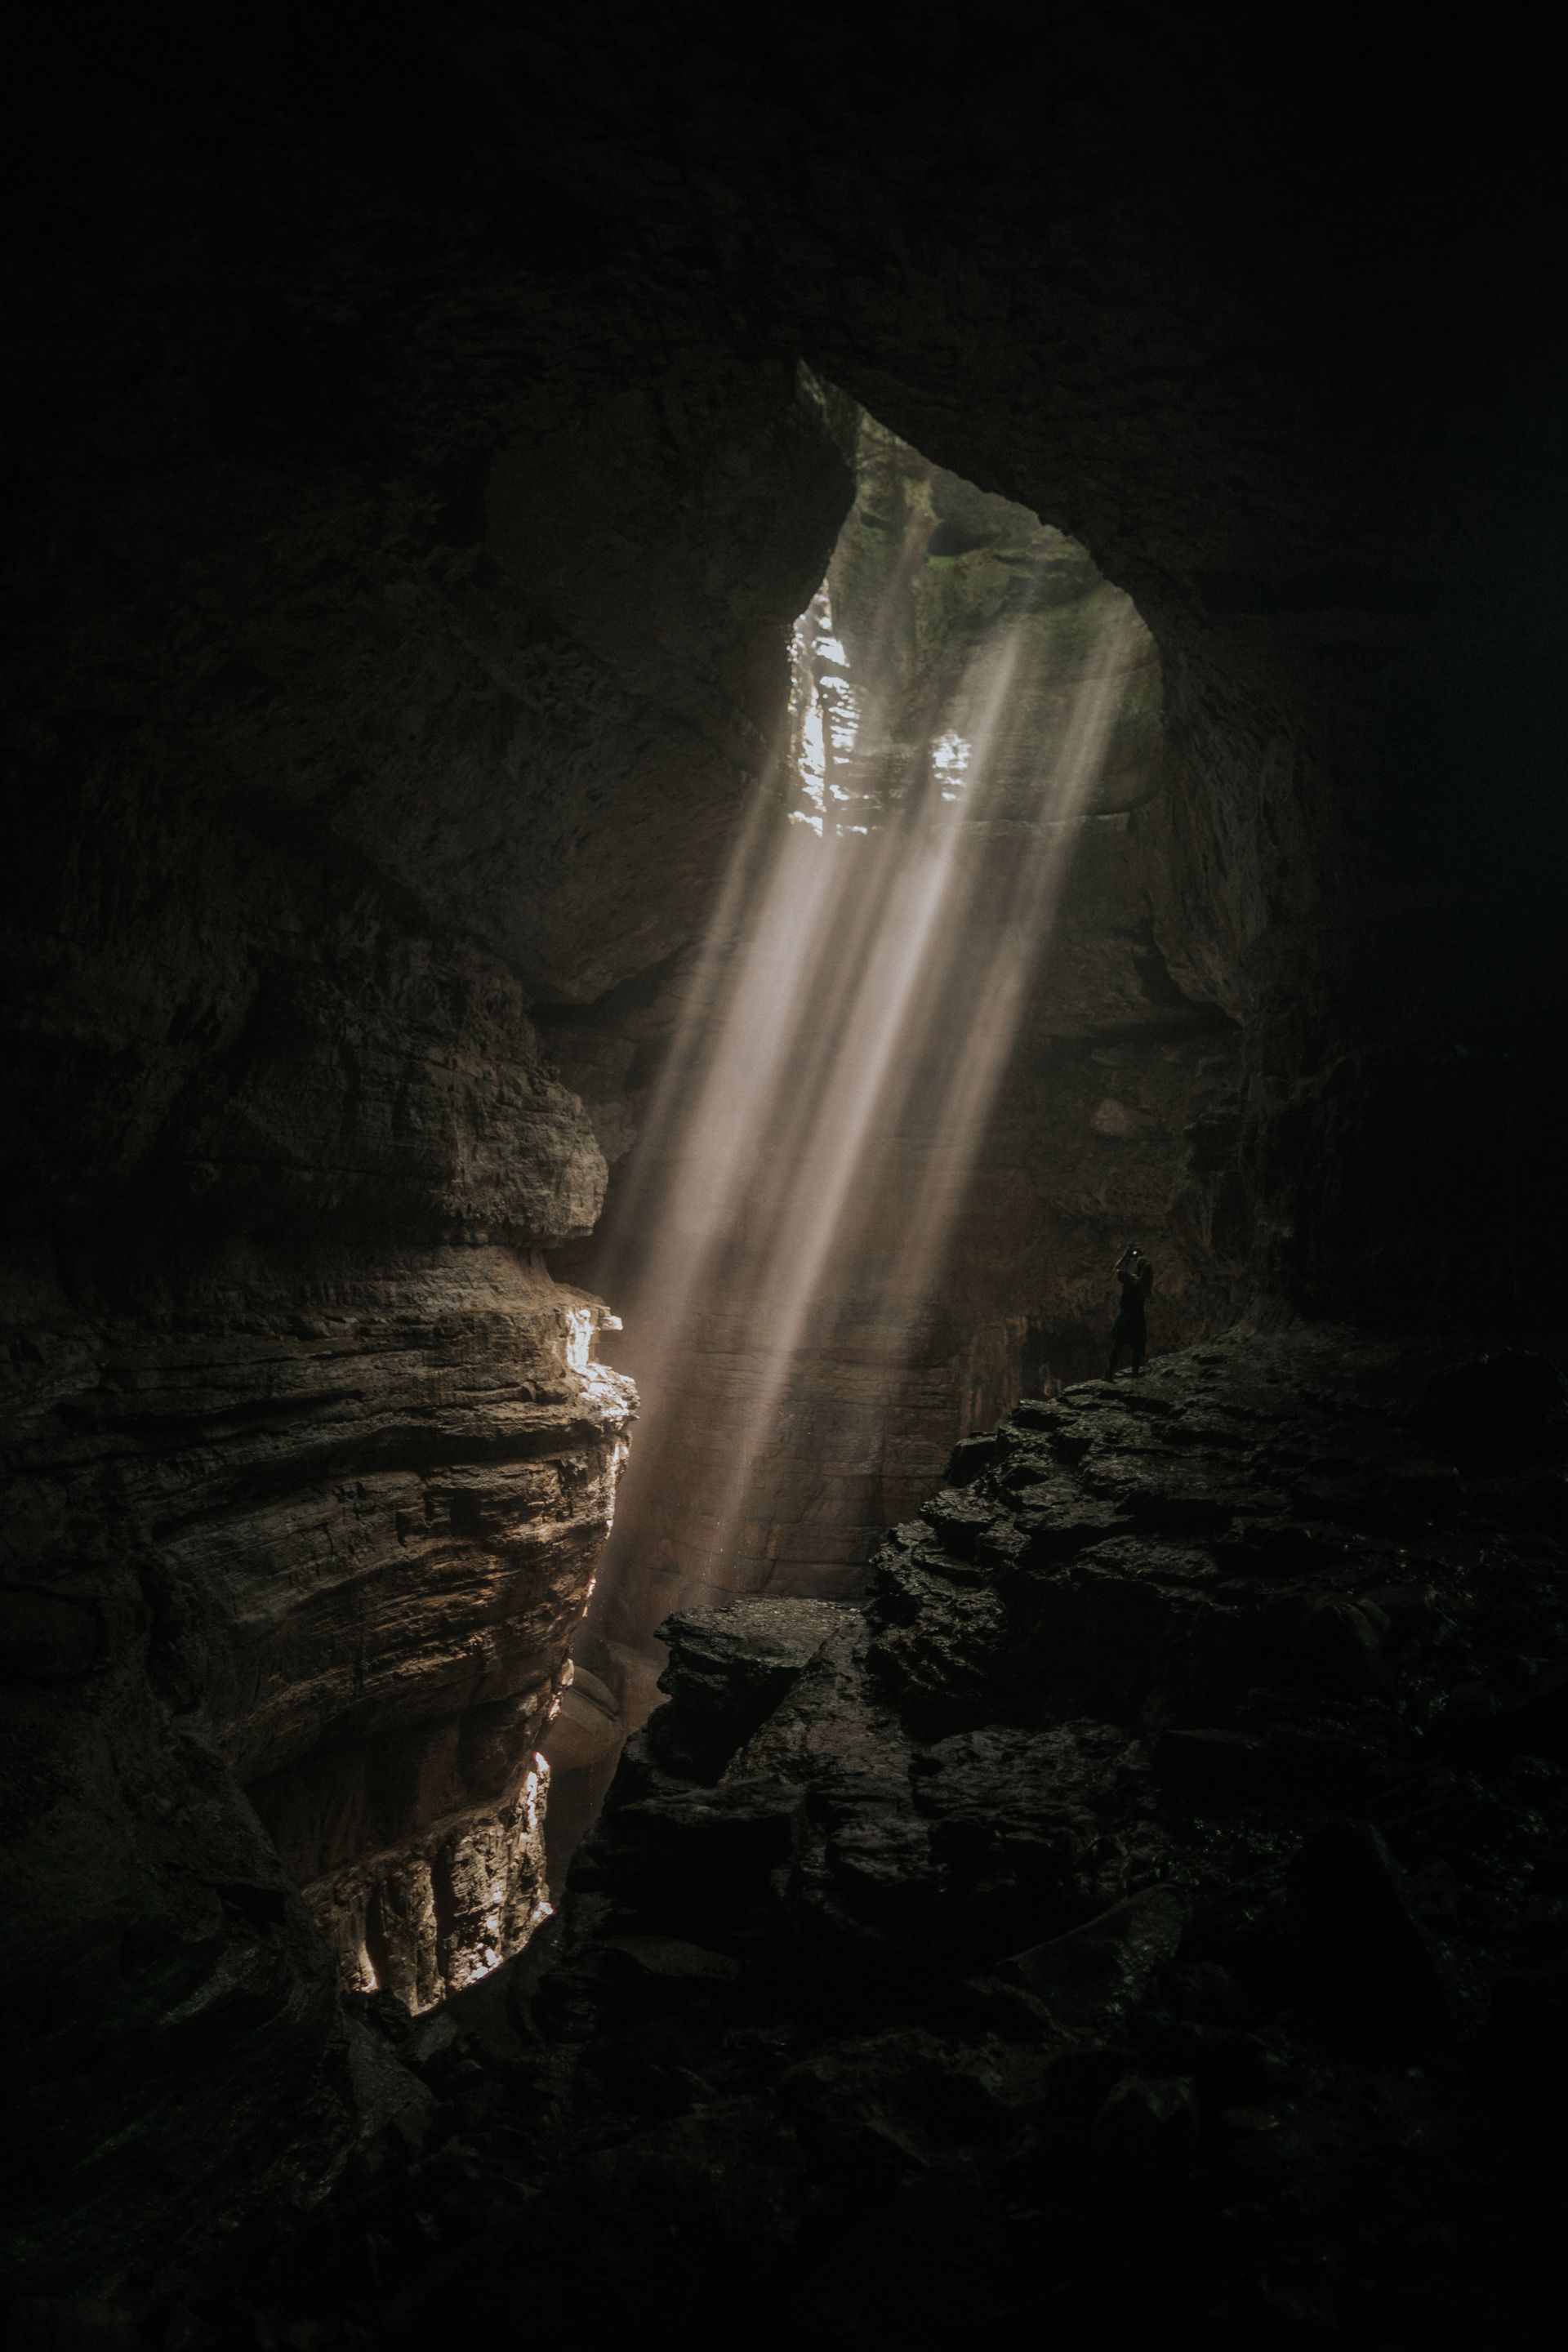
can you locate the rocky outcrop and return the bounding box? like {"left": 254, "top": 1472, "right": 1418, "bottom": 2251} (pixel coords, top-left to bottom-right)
{"left": 204, "top": 1258, "right": 633, "bottom": 2009}
{"left": 205, "top": 1330, "right": 1568, "bottom": 2346}
{"left": 1, "top": 1245, "right": 631, "bottom": 2286}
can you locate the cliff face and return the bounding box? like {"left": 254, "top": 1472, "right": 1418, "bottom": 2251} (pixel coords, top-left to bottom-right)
{"left": 194, "top": 1256, "right": 632, "bottom": 2010}
{"left": 3, "top": 1245, "right": 630, "bottom": 2281}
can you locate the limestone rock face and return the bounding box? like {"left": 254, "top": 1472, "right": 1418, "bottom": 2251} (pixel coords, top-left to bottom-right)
{"left": 1, "top": 1244, "right": 632, "bottom": 2283}
{"left": 182, "top": 1256, "right": 634, "bottom": 2006}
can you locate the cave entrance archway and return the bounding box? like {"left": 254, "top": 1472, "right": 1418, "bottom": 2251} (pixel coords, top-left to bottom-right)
{"left": 545, "top": 390, "right": 1242, "bottom": 1860}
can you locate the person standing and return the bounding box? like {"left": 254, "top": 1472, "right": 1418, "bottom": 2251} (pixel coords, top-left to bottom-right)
{"left": 1107, "top": 1245, "right": 1152, "bottom": 1377}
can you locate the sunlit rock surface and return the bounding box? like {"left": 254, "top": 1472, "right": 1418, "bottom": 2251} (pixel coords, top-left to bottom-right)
{"left": 1, "top": 1245, "right": 631, "bottom": 2281}
{"left": 201, "top": 1258, "right": 635, "bottom": 2009}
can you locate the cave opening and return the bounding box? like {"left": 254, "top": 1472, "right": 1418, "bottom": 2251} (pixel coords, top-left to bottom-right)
{"left": 543, "top": 390, "right": 1240, "bottom": 1866}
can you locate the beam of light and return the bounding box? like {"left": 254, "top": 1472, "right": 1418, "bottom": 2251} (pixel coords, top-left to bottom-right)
{"left": 876, "top": 614, "right": 1143, "bottom": 1325}
{"left": 594, "top": 568, "right": 916, "bottom": 1294}
{"left": 592, "top": 435, "right": 1150, "bottom": 1626}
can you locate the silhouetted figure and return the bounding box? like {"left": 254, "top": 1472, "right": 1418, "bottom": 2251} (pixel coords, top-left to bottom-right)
{"left": 1107, "top": 1245, "right": 1152, "bottom": 1377}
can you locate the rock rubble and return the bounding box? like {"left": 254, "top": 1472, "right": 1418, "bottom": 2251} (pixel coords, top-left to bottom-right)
{"left": 188, "top": 1328, "right": 1568, "bottom": 2348}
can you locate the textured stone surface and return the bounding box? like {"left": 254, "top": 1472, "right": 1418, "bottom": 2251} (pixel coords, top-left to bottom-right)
{"left": 639, "top": 1597, "right": 856, "bottom": 1785}
{"left": 0, "top": 1245, "right": 632, "bottom": 2288}
{"left": 194, "top": 1330, "right": 1568, "bottom": 2347}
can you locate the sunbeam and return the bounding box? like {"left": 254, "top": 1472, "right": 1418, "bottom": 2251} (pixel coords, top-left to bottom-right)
{"left": 594, "top": 405, "right": 1156, "bottom": 1626}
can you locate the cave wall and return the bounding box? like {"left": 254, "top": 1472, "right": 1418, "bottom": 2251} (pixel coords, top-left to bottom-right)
{"left": 2, "top": 20, "right": 852, "bottom": 2288}
{"left": 2, "top": 0, "right": 1560, "bottom": 2296}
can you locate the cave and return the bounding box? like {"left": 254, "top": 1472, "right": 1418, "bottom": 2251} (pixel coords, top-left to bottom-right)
{"left": 3, "top": 9, "right": 1565, "bottom": 2347}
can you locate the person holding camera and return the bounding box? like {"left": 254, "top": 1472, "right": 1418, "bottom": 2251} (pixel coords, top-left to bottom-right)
{"left": 1107, "top": 1244, "right": 1153, "bottom": 1378}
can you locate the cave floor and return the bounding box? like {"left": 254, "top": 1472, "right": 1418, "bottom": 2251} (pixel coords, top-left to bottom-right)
{"left": 180, "top": 1329, "right": 1567, "bottom": 2349}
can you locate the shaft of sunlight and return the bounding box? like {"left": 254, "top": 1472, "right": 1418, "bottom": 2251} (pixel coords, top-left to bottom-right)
{"left": 594, "top": 416, "right": 1151, "bottom": 1617}
{"left": 700, "top": 608, "right": 1135, "bottom": 1581}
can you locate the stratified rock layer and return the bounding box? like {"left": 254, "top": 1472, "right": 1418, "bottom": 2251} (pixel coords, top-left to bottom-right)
{"left": 1, "top": 1245, "right": 632, "bottom": 2291}
{"left": 213, "top": 1331, "right": 1568, "bottom": 2349}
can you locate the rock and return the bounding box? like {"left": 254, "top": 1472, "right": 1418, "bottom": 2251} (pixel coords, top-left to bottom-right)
{"left": 645, "top": 1598, "right": 851, "bottom": 1783}
{"left": 1111, "top": 1463, "right": 1240, "bottom": 1539}
{"left": 865, "top": 1557, "right": 1009, "bottom": 1739}
{"left": 1002, "top": 1886, "right": 1189, "bottom": 2038}
{"left": 120, "top": 1330, "right": 1568, "bottom": 2342}
{"left": 1463, "top": 1470, "right": 1568, "bottom": 1534}
{"left": 405, "top": 2007, "right": 459, "bottom": 2068}
{"left": 639, "top": 2100, "right": 809, "bottom": 2237}
{"left": 1007, "top": 1398, "right": 1070, "bottom": 1433}
{"left": 1013, "top": 1492, "right": 1134, "bottom": 1559}
{"left": 919, "top": 1490, "right": 1013, "bottom": 1562}
{"left": 571, "top": 1780, "right": 802, "bottom": 1945}
{"left": 599, "top": 1932, "right": 741, "bottom": 1987}
{"left": 721, "top": 1615, "right": 911, "bottom": 1793}
{"left": 343, "top": 2016, "right": 435, "bottom": 2155}
{"left": 520, "top": 2097, "right": 811, "bottom": 2328}
{"left": 945, "top": 1433, "right": 1003, "bottom": 1486}
{"left": 297, "top": 1756, "right": 556, "bottom": 2011}
{"left": 998, "top": 1539, "right": 1243, "bottom": 1722}
{"left": 802, "top": 1792, "right": 934, "bottom": 1940}
{"left": 964, "top": 2041, "right": 1065, "bottom": 2118}
{"left": 1388, "top": 1460, "right": 1463, "bottom": 1517}
{"left": 914, "top": 1728, "right": 1097, "bottom": 1931}
{"left": 341, "top": 1986, "right": 416, "bottom": 2048}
